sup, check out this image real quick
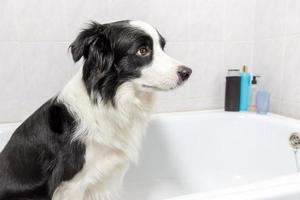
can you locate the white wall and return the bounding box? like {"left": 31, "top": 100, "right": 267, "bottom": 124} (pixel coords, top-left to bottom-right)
{"left": 2, "top": 0, "right": 299, "bottom": 121}
{"left": 0, "top": 0, "right": 258, "bottom": 122}
{"left": 253, "top": 0, "right": 300, "bottom": 118}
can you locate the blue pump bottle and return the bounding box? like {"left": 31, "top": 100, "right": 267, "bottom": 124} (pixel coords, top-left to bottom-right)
{"left": 239, "top": 65, "right": 251, "bottom": 111}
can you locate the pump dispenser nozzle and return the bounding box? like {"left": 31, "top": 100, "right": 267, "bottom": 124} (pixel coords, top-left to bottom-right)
{"left": 251, "top": 75, "right": 260, "bottom": 85}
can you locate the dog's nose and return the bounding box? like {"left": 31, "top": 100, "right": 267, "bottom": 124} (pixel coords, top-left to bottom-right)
{"left": 177, "top": 66, "right": 192, "bottom": 82}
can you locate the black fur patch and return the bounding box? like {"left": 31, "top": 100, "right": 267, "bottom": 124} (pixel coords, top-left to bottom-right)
{"left": 70, "top": 21, "right": 164, "bottom": 104}
{"left": 0, "top": 99, "right": 85, "bottom": 200}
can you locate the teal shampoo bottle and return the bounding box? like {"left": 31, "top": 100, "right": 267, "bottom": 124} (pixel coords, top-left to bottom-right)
{"left": 239, "top": 65, "right": 251, "bottom": 111}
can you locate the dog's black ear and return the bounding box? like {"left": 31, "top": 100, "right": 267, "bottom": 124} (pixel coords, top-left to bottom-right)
{"left": 69, "top": 22, "right": 110, "bottom": 62}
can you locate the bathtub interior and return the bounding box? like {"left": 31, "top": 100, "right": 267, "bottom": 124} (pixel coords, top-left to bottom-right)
{"left": 0, "top": 111, "right": 299, "bottom": 200}
{"left": 122, "top": 112, "right": 300, "bottom": 200}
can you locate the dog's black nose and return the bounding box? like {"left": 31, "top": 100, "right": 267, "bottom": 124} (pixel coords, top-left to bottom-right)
{"left": 177, "top": 66, "right": 192, "bottom": 82}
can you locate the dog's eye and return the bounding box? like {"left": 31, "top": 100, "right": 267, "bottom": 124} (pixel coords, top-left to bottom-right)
{"left": 136, "top": 46, "right": 151, "bottom": 57}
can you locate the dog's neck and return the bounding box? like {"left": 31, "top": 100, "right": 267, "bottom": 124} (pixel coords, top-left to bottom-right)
{"left": 58, "top": 68, "right": 155, "bottom": 161}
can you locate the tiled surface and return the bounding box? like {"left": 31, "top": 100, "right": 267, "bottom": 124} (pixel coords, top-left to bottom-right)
{"left": 186, "top": 42, "right": 224, "bottom": 99}
{"left": 151, "top": 0, "right": 189, "bottom": 42}
{"left": 1, "top": 0, "right": 300, "bottom": 122}
{"left": 253, "top": 0, "right": 300, "bottom": 118}
{"left": 0, "top": 42, "right": 24, "bottom": 122}
{"left": 16, "top": 0, "right": 67, "bottom": 41}
{"left": 224, "top": 0, "right": 256, "bottom": 41}
{"left": 253, "top": 39, "right": 284, "bottom": 99}
{"left": 109, "top": 0, "right": 151, "bottom": 22}
{"left": 224, "top": 42, "right": 254, "bottom": 70}
{"left": 20, "top": 42, "right": 72, "bottom": 117}
{"left": 286, "top": 0, "right": 300, "bottom": 35}
{"left": 277, "top": 35, "right": 300, "bottom": 117}
{"left": 281, "top": 36, "right": 300, "bottom": 103}
{"left": 254, "top": 0, "right": 286, "bottom": 39}
{"left": 0, "top": 0, "right": 18, "bottom": 41}
{"left": 280, "top": 101, "right": 300, "bottom": 119}
{"left": 63, "top": 0, "right": 111, "bottom": 42}
{"left": 189, "top": 0, "right": 224, "bottom": 41}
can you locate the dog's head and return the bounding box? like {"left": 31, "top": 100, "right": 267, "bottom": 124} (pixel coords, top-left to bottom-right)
{"left": 70, "top": 20, "right": 192, "bottom": 104}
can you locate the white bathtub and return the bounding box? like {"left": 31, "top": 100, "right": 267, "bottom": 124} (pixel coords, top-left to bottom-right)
{"left": 122, "top": 110, "right": 300, "bottom": 200}
{"left": 1, "top": 110, "right": 300, "bottom": 199}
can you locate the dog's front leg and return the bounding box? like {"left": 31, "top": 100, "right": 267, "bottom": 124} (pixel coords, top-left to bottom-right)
{"left": 85, "top": 161, "right": 130, "bottom": 200}
{"left": 52, "top": 180, "right": 87, "bottom": 200}
{"left": 52, "top": 150, "right": 129, "bottom": 200}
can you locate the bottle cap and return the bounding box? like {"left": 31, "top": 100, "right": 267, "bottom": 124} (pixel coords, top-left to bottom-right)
{"left": 242, "top": 65, "right": 248, "bottom": 72}
{"left": 227, "top": 69, "right": 240, "bottom": 76}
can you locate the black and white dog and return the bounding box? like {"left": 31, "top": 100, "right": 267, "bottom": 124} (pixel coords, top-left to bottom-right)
{"left": 0, "top": 20, "right": 192, "bottom": 200}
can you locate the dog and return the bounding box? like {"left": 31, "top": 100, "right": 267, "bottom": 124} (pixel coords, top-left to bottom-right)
{"left": 0, "top": 20, "right": 192, "bottom": 200}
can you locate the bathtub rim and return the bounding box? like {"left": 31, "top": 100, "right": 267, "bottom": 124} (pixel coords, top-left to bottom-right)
{"left": 153, "top": 109, "right": 300, "bottom": 120}
{"left": 1, "top": 109, "right": 300, "bottom": 134}
{"left": 165, "top": 173, "right": 300, "bottom": 200}
{"left": 150, "top": 109, "right": 300, "bottom": 128}
{"left": 1, "top": 109, "right": 299, "bottom": 125}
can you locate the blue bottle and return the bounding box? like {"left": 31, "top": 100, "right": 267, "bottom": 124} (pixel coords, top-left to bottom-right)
{"left": 239, "top": 65, "right": 251, "bottom": 111}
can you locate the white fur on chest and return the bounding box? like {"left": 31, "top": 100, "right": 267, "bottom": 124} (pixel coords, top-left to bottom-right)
{"left": 53, "top": 70, "right": 154, "bottom": 200}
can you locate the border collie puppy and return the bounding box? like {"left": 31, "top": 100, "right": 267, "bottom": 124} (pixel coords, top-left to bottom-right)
{"left": 0, "top": 20, "right": 192, "bottom": 200}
